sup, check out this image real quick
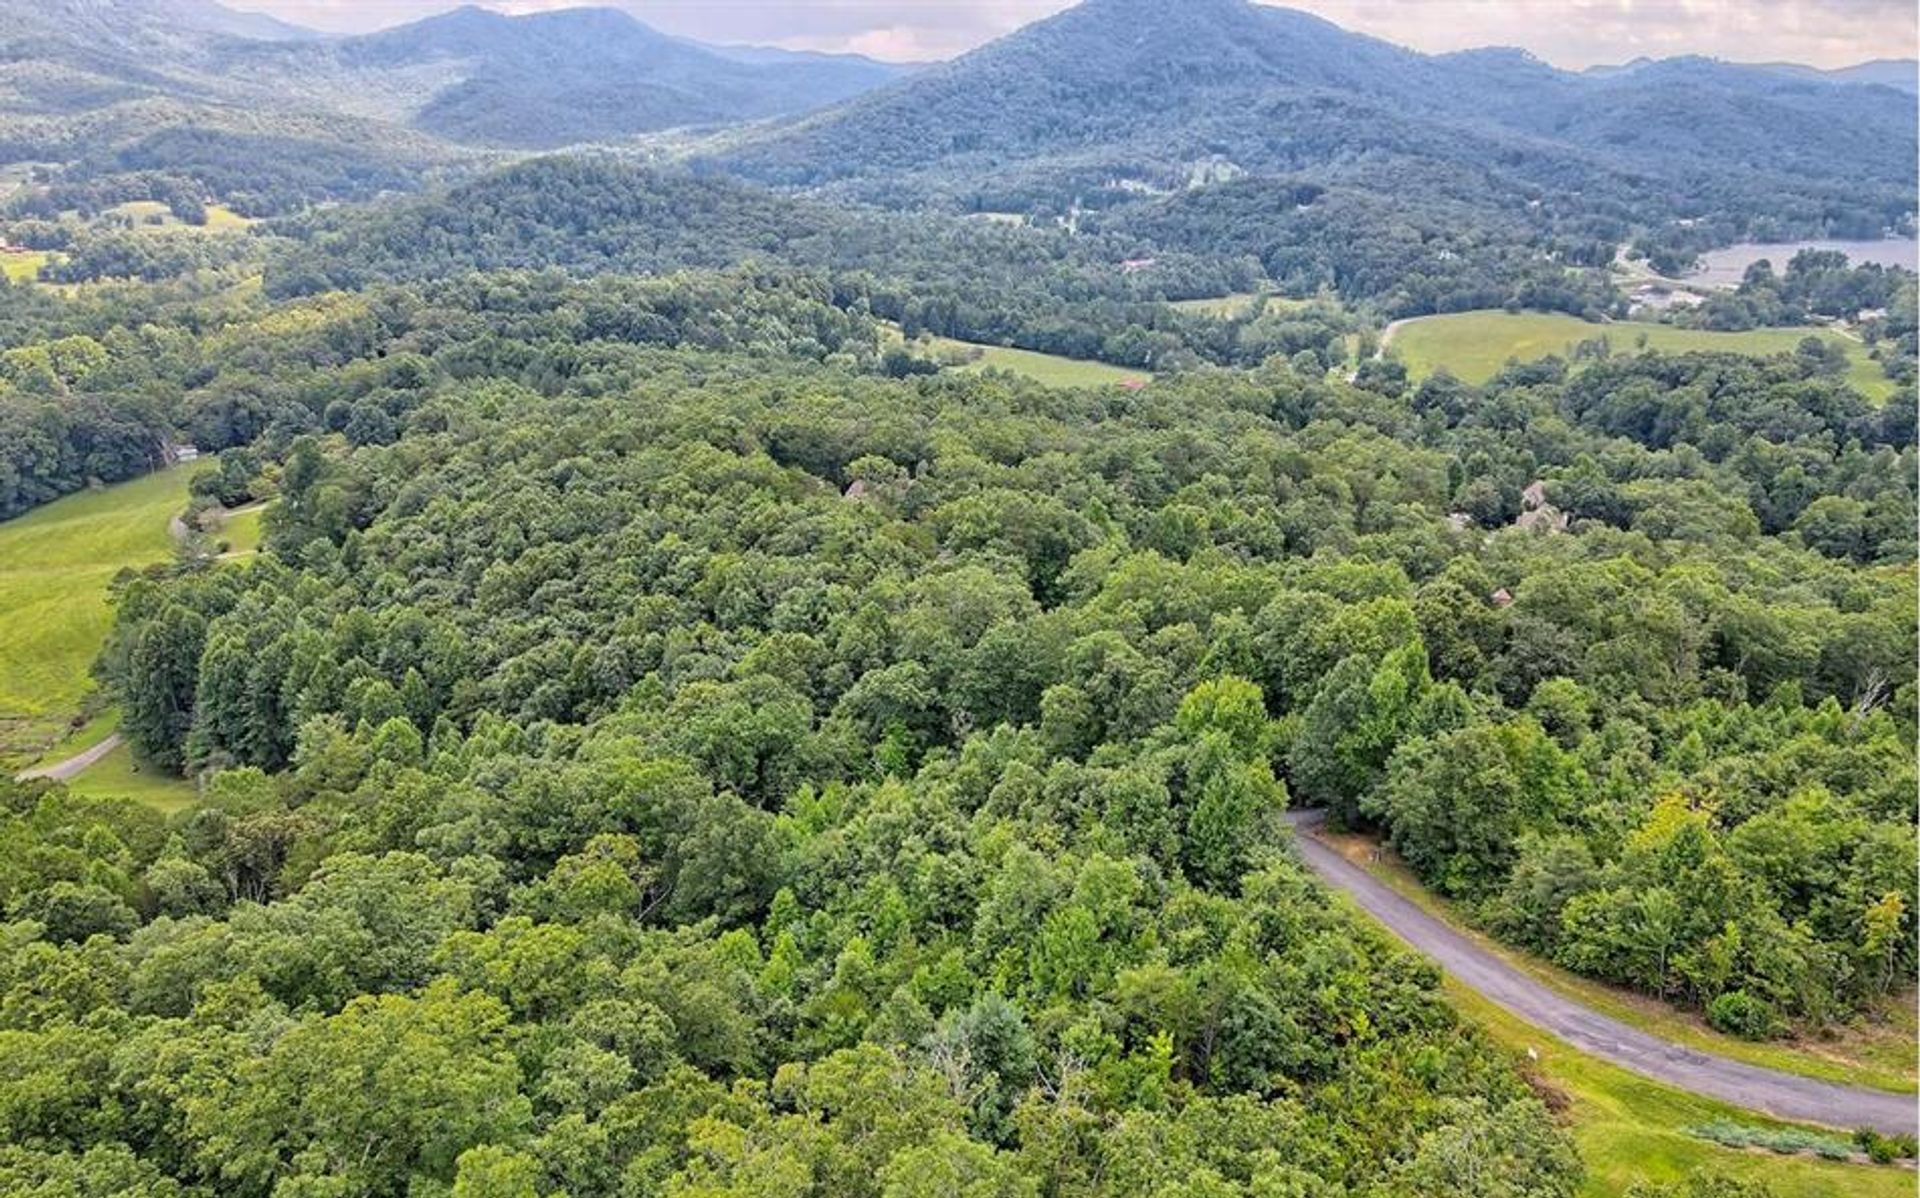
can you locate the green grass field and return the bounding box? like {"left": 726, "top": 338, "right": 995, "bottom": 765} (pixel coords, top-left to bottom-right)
{"left": 936, "top": 339, "right": 1147, "bottom": 387}
{"left": 886, "top": 324, "right": 1149, "bottom": 388}
{"left": 0, "top": 468, "right": 194, "bottom": 764}
{"left": 1448, "top": 984, "right": 1912, "bottom": 1198}
{"left": 60, "top": 739, "right": 198, "bottom": 812}
{"left": 1168, "top": 293, "right": 1269, "bottom": 319}
{"left": 1390, "top": 311, "right": 1895, "bottom": 401}
{"left": 1313, "top": 825, "right": 1917, "bottom": 1094}
{"left": 219, "top": 503, "right": 268, "bottom": 556}
{"left": 2, "top": 250, "right": 48, "bottom": 282}
{"left": 103, "top": 200, "right": 255, "bottom": 234}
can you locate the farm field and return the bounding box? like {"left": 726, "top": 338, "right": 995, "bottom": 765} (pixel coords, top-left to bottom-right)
{"left": 1168, "top": 292, "right": 1269, "bottom": 318}
{"left": 0, "top": 468, "right": 195, "bottom": 766}
{"left": 1390, "top": 310, "right": 1896, "bottom": 400}
{"left": 1312, "top": 822, "right": 1918, "bottom": 1095}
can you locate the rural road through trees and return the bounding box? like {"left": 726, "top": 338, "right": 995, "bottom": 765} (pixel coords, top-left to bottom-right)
{"left": 1285, "top": 809, "right": 1917, "bottom": 1134}
{"left": 15, "top": 732, "right": 122, "bottom": 782}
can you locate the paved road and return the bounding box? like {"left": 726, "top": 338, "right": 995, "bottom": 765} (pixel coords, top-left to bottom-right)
{"left": 1286, "top": 809, "right": 1916, "bottom": 1134}
{"left": 16, "top": 732, "right": 122, "bottom": 782}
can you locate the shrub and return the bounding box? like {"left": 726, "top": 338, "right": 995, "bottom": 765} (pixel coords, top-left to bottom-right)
{"left": 1705, "top": 990, "right": 1778, "bottom": 1040}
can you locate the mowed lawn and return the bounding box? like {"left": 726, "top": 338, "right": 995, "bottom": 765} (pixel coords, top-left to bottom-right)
{"left": 1391, "top": 310, "right": 1895, "bottom": 401}
{"left": 0, "top": 468, "right": 193, "bottom": 759}
{"left": 62, "top": 739, "right": 198, "bottom": 812}
{"left": 218, "top": 502, "right": 269, "bottom": 556}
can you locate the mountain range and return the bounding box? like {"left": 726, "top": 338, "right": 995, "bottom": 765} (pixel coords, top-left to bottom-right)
{"left": 0, "top": 0, "right": 908, "bottom": 168}
{"left": 0, "top": 0, "right": 1912, "bottom": 267}
{"left": 714, "top": 0, "right": 1914, "bottom": 210}
{"left": 1591, "top": 55, "right": 1916, "bottom": 92}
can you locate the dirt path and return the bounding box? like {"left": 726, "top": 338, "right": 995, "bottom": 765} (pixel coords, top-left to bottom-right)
{"left": 1286, "top": 809, "right": 1916, "bottom": 1134}
{"left": 17, "top": 732, "right": 122, "bottom": 782}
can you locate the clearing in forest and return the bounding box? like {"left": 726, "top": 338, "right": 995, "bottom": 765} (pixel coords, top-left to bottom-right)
{"left": 0, "top": 468, "right": 195, "bottom": 765}
{"left": 1392, "top": 310, "right": 1895, "bottom": 401}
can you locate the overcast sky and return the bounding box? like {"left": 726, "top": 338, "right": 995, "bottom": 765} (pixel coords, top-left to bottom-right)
{"left": 238, "top": 0, "right": 1919, "bottom": 69}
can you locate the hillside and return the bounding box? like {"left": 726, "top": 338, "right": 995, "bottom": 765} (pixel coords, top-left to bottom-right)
{"left": 716, "top": 0, "right": 1915, "bottom": 262}
{"left": 217, "top": 5, "right": 909, "bottom": 148}
{"left": 0, "top": 0, "right": 906, "bottom": 213}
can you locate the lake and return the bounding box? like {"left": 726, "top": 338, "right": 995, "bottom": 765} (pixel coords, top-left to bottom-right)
{"left": 1688, "top": 238, "right": 1920, "bottom": 288}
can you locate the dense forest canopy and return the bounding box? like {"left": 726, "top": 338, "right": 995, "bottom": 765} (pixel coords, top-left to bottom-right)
{"left": 0, "top": 252, "right": 1910, "bottom": 1194}
{"left": 0, "top": 1, "right": 1915, "bottom": 1195}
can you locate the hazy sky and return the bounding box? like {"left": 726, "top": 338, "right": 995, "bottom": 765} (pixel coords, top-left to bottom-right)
{"left": 240, "top": 0, "right": 1919, "bottom": 69}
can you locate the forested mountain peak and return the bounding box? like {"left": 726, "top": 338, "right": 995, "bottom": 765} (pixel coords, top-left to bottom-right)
{"left": 340, "top": 3, "right": 674, "bottom": 61}
{"left": 925, "top": 0, "right": 1421, "bottom": 93}
{"left": 0, "top": 0, "right": 907, "bottom": 160}
{"left": 717, "top": 0, "right": 1914, "bottom": 270}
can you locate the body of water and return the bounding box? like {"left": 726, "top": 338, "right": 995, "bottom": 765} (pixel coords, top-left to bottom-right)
{"left": 1688, "top": 238, "right": 1920, "bottom": 288}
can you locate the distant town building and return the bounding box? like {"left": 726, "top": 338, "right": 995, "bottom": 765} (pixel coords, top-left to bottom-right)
{"left": 167, "top": 444, "right": 200, "bottom": 463}
{"left": 1629, "top": 284, "right": 1704, "bottom": 313}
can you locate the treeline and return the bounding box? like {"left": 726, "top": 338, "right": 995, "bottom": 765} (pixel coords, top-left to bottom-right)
{"left": 0, "top": 323, "right": 173, "bottom": 518}
{"left": 53, "top": 124, "right": 441, "bottom": 218}
{"left": 1681, "top": 251, "right": 1919, "bottom": 387}
{"left": 0, "top": 269, "right": 893, "bottom": 519}
{"left": 262, "top": 157, "right": 1311, "bottom": 371}
{"left": 1106, "top": 169, "right": 1626, "bottom": 320}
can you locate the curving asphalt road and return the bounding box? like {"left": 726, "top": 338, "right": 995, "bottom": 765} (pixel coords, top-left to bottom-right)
{"left": 15, "top": 732, "right": 122, "bottom": 783}
{"left": 1285, "top": 809, "right": 1917, "bottom": 1135}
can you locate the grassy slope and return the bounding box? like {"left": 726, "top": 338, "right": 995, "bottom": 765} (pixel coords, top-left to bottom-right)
{"left": 218, "top": 503, "right": 268, "bottom": 556}
{"left": 0, "top": 468, "right": 194, "bottom": 763}
{"left": 60, "top": 739, "right": 197, "bottom": 813}
{"left": 104, "top": 201, "right": 255, "bottom": 234}
{"left": 886, "top": 323, "right": 1148, "bottom": 388}
{"left": 1391, "top": 311, "right": 1894, "bottom": 401}
{"left": 1313, "top": 826, "right": 1917, "bottom": 1094}
{"left": 2, "top": 250, "right": 48, "bottom": 282}
{"left": 1168, "top": 293, "right": 1267, "bottom": 318}
{"left": 933, "top": 338, "right": 1148, "bottom": 387}
{"left": 1448, "top": 983, "right": 1913, "bottom": 1198}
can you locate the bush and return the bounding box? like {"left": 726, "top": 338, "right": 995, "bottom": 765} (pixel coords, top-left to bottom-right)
{"left": 1853, "top": 1128, "right": 1913, "bottom": 1164}
{"left": 1705, "top": 990, "right": 1779, "bottom": 1040}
